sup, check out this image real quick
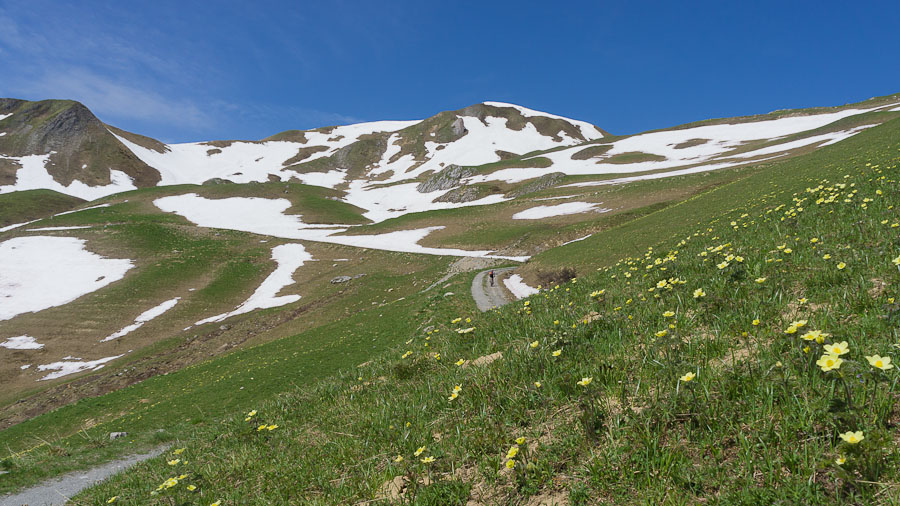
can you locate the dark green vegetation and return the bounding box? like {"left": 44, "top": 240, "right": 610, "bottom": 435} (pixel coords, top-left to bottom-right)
{"left": 58, "top": 117, "right": 900, "bottom": 504}
{"left": 0, "top": 189, "right": 84, "bottom": 227}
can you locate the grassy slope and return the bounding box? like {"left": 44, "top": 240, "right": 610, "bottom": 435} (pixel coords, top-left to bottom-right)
{"left": 0, "top": 189, "right": 85, "bottom": 227}
{"left": 62, "top": 117, "right": 900, "bottom": 504}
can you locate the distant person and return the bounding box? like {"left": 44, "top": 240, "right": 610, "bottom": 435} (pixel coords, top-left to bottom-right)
{"left": 489, "top": 269, "right": 495, "bottom": 287}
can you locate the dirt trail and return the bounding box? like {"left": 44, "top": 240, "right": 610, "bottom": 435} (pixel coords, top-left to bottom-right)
{"left": 0, "top": 446, "right": 168, "bottom": 506}
{"left": 471, "top": 267, "right": 516, "bottom": 311}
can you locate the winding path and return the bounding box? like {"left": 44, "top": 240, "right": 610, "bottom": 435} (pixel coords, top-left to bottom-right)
{"left": 471, "top": 267, "right": 516, "bottom": 311}
{"left": 0, "top": 446, "right": 168, "bottom": 506}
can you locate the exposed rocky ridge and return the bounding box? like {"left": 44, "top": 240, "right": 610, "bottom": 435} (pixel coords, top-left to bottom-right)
{"left": 0, "top": 99, "right": 161, "bottom": 187}
{"left": 416, "top": 164, "right": 477, "bottom": 193}
{"left": 506, "top": 172, "right": 566, "bottom": 197}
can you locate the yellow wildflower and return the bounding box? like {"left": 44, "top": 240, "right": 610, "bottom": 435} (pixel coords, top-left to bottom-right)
{"left": 552, "top": 349, "right": 562, "bottom": 357}
{"left": 663, "top": 310, "right": 675, "bottom": 317}
{"left": 107, "top": 497, "right": 118, "bottom": 504}
{"left": 752, "top": 319, "right": 760, "bottom": 326}
{"left": 211, "top": 501, "right": 222, "bottom": 506}
{"left": 835, "top": 456, "right": 846, "bottom": 465}
{"left": 394, "top": 455, "right": 404, "bottom": 462}
{"left": 187, "top": 485, "right": 197, "bottom": 491}
{"left": 837, "top": 262, "right": 846, "bottom": 270}
{"left": 755, "top": 277, "right": 767, "bottom": 284}
{"left": 865, "top": 355, "right": 893, "bottom": 371}
{"left": 506, "top": 446, "right": 520, "bottom": 459}
{"left": 655, "top": 330, "right": 668, "bottom": 337}
{"left": 448, "top": 392, "right": 459, "bottom": 402}
{"left": 534, "top": 381, "right": 542, "bottom": 388}
{"left": 414, "top": 446, "right": 426, "bottom": 457}
{"left": 577, "top": 377, "right": 593, "bottom": 387}
{"left": 838, "top": 431, "right": 864, "bottom": 444}
{"left": 421, "top": 456, "right": 435, "bottom": 463}
{"left": 816, "top": 354, "right": 843, "bottom": 372}
{"left": 506, "top": 459, "right": 516, "bottom": 469}
{"left": 516, "top": 437, "right": 526, "bottom": 445}
{"left": 693, "top": 288, "right": 706, "bottom": 299}
{"left": 173, "top": 448, "right": 186, "bottom": 455}
{"left": 167, "top": 459, "right": 180, "bottom": 466}
{"left": 451, "top": 317, "right": 462, "bottom": 324}
{"left": 266, "top": 424, "right": 278, "bottom": 431}
{"left": 680, "top": 372, "right": 696, "bottom": 382}
{"left": 530, "top": 340, "right": 539, "bottom": 349}
{"left": 824, "top": 341, "right": 849, "bottom": 356}
{"left": 455, "top": 359, "right": 465, "bottom": 366}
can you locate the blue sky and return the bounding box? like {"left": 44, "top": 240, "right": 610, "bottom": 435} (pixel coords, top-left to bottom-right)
{"left": 1, "top": 0, "right": 898, "bottom": 143}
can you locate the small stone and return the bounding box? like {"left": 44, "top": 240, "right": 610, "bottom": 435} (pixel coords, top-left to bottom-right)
{"left": 331, "top": 275, "right": 352, "bottom": 284}
{"left": 109, "top": 432, "right": 128, "bottom": 440}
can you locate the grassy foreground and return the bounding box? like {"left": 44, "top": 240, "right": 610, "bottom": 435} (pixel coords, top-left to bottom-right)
{"left": 55, "top": 124, "right": 900, "bottom": 504}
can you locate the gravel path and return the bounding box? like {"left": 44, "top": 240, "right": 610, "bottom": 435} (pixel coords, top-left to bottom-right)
{"left": 0, "top": 446, "right": 168, "bottom": 506}
{"left": 471, "top": 267, "right": 516, "bottom": 311}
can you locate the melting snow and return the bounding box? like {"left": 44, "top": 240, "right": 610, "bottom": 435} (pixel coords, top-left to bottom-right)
{"left": 512, "top": 202, "right": 604, "bottom": 220}
{"left": 54, "top": 203, "right": 111, "bottom": 216}
{"left": 483, "top": 101, "right": 606, "bottom": 140}
{"left": 0, "top": 219, "right": 40, "bottom": 233}
{"left": 0, "top": 113, "right": 11, "bottom": 121}
{"left": 0, "top": 154, "right": 137, "bottom": 200}
{"left": 504, "top": 274, "right": 539, "bottom": 299}
{"left": 101, "top": 297, "right": 181, "bottom": 342}
{"left": 562, "top": 234, "right": 593, "bottom": 246}
{"left": 27, "top": 225, "right": 93, "bottom": 231}
{"left": 195, "top": 244, "right": 311, "bottom": 325}
{"left": 0, "top": 335, "right": 44, "bottom": 350}
{"left": 37, "top": 354, "right": 124, "bottom": 381}
{"left": 154, "top": 193, "right": 527, "bottom": 260}
{"left": 0, "top": 236, "right": 134, "bottom": 321}
{"left": 20, "top": 364, "right": 31, "bottom": 370}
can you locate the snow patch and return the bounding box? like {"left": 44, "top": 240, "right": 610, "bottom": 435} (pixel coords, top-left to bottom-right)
{"left": 483, "top": 101, "right": 606, "bottom": 140}
{"left": 512, "top": 202, "right": 603, "bottom": 220}
{"left": 562, "top": 234, "right": 592, "bottom": 246}
{"left": 154, "top": 193, "right": 527, "bottom": 260}
{"left": 37, "top": 354, "right": 124, "bottom": 381}
{"left": 101, "top": 297, "right": 181, "bottom": 342}
{"left": 504, "top": 274, "right": 539, "bottom": 299}
{"left": 0, "top": 236, "right": 134, "bottom": 321}
{"left": 54, "top": 203, "right": 111, "bottom": 216}
{"left": 0, "top": 219, "right": 40, "bottom": 233}
{"left": 195, "top": 244, "right": 311, "bottom": 325}
{"left": 0, "top": 154, "right": 136, "bottom": 201}
{"left": 0, "top": 335, "right": 44, "bottom": 350}
{"left": 20, "top": 364, "right": 30, "bottom": 370}
{"left": 0, "top": 113, "right": 11, "bottom": 121}
{"left": 27, "top": 225, "right": 93, "bottom": 232}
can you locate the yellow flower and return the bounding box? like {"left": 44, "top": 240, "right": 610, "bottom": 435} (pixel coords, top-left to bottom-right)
{"left": 790, "top": 319, "right": 808, "bottom": 328}
{"left": 752, "top": 319, "right": 760, "bottom": 326}
{"left": 755, "top": 277, "right": 766, "bottom": 284}
{"left": 506, "top": 459, "right": 516, "bottom": 469}
{"left": 515, "top": 437, "right": 526, "bottom": 445}
{"left": 785, "top": 325, "right": 798, "bottom": 335}
{"left": 211, "top": 501, "right": 222, "bottom": 506}
{"left": 394, "top": 455, "right": 404, "bottom": 462}
{"left": 823, "top": 253, "right": 832, "bottom": 260}
{"left": 810, "top": 237, "right": 819, "bottom": 243}
{"left": 784, "top": 248, "right": 793, "bottom": 254}
{"left": 401, "top": 351, "right": 412, "bottom": 359}
{"left": 551, "top": 349, "right": 562, "bottom": 357}
{"left": 457, "top": 327, "right": 475, "bottom": 334}
{"left": 414, "top": 446, "right": 426, "bottom": 457}
{"left": 800, "top": 330, "right": 829, "bottom": 342}
{"left": 534, "top": 381, "right": 542, "bottom": 388}
{"left": 266, "top": 424, "right": 278, "bottom": 431}
{"left": 257, "top": 424, "right": 267, "bottom": 431}
{"left": 577, "top": 377, "right": 593, "bottom": 387}
{"left": 893, "top": 255, "right": 900, "bottom": 266}
{"left": 835, "top": 456, "right": 846, "bottom": 465}
{"left": 506, "top": 446, "right": 520, "bottom": 459}
{"left": 448, "top": 392, "right": 459, "bottom": 402}
{"left": 824, "top": 341, "right": 849, "bottom": 356}
{"left": 865, "top": 355, "right": 893, "bottom": 371}
{"left": 837, "top": 262, "right": 846, "bottom": 270}
{"left": 655, "top": 330, "right": 668, "bottom": 338}
{"left": 530, "top": 340, "right": 539, "bottom": 349}
{"left": 693, "top": 288, "right": 706, "bottom": 299}
{"left": 421, "top": 456, "right": 435, "bottom": 464}
{"left": 816, "top": 354, "right": 843, "bottom": 372}
{"left": 107, "top": 497, "right": 118, "bottom": 504}
{"left": 838, "top": 431, "right": 864, "bottom": 444}
{"left": 455, "top": 359, "right": 465, "bottom": 366}
{"left": 663, "top": 310, "right": 675, "bottom": 317}
{"left": 173, "top": 448, "right": 186, "bottom": 455}
{"left": 167, "top": 459, "right": 180, "bottom": 466}
{"left": 803, "top": 346, "right": 810, "bottom": 354}
{"left": 187, "top": 485, "right": 197, "bottom": 491}
{"left": 451, "top": 317, "right": 462, "bottom": 324}
{"left": 245, "top": 410, "right": 257, "bottom": 418}
{"left": 680, "top": 372, "right": 696, "bottom": 382}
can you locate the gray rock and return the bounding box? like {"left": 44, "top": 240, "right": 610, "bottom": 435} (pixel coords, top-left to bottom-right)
{"left": 423, "top": 325, "right": 435, "bottom": 333}
{"left": 352, "top": 273, "right": 367, "bottom": 279}
{"left": 507, "top": 172, "right": 566, "bottom": 197}
{"left": 416, "top": 164, "right": 477, "bottom": 193}
{"left": 434, "top": 185, "right": 482, "bottom": 203}
{"left": 443, "top": 292, "right": 455, "bottom": 297}
{"left": 219, "top": 324, "right": 231, "bottom": 331}
{"left": 109, "top": 432, "right": 128, "bottom": 440}
{"left": 331, "top": 275, "right": 353, "bottom": 284}
{"left": 450, "top": 117, "right": 467, "bottom": 137}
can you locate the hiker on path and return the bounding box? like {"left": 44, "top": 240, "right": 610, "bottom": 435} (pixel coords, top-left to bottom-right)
{"left": 489, "top": 269, "right": 495, "bottom": 287}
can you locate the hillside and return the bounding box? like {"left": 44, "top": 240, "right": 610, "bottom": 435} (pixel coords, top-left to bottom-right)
{"left": 52, "top": 114, "right": 900, "bottom": 504}
{"left": 1, "top": 96, "right": 899, "bottom": 503}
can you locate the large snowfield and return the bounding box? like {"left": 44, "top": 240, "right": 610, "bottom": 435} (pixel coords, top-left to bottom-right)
{"left": 0, "top": 236, "right": 134, "bottom": 321}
